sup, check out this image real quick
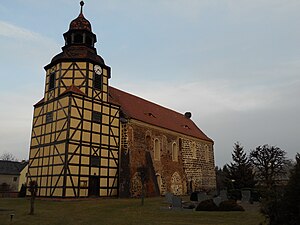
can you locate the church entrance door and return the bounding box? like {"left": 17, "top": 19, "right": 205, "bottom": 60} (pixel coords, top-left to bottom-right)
{"left": 88, "top": 176, "right": 100, "bottom": 197}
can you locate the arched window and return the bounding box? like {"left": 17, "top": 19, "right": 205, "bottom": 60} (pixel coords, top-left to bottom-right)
{"left": 74, "top": 34, "right": 83, "bottom": 43}
{"left": 154, "top": 138, "right": 160, "bottom": 161}
{"left": 86, "top": 36, "right": 92, "bottom": 46}
{"left": 172, "top": 142, "right": 178, "bottom": 162}
{"left": 192, "top": 142, "right": 197, "bottom": 158}
{"left": 205, "top": 144, "right": 210, "bottom": 162}
{"left": 145, "top": 135, "right": 151, "bottom": 151}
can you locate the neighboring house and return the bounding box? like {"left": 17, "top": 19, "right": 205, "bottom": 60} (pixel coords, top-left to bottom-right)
{"left": 27, "top": 2, "right": 216, "bottom": 198}
{"left": 0, "top": 160, "right": 28, "bottom": 192}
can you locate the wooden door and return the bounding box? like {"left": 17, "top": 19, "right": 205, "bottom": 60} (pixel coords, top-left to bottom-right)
{"left": 88, "top": 176, "right": 100, "bottom": 197}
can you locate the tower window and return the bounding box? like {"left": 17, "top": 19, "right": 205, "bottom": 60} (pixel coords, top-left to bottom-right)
{"left": 74, "top": 34, "right": 83, "bottom": 43}
{"left": 92, "top": 111, "right": 102, "bottom": 123}
{"left": 93, "top": 74, "right": 102, "bottom": 90}
{"left": 191, "top": 142, "right": 196, "bottom": 158}
{"left": 90, "top": 156, "right": 100, "bottom": 167}
{"left": 46, "top": 112, "right": 53, "bottom": 123}
{"left": 49, "top": 73, "right": 55, "bottom": 90}
{"left": 86, "top": 36, "right": 92, "bottom": 46}
{"left": 66, "top": 36, "right": 71, "bottom": 45}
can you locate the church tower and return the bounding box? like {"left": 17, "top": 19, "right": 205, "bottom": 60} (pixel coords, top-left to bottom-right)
{"left": 28, "top": 2, "right": 120, "bottom": 197}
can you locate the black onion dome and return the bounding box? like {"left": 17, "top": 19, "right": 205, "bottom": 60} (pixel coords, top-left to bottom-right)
{"left": 69, "top": 1, "right": 92, "bottom": 31}
{"left": 69, "top": 13, "right": 92, "bottom": 32}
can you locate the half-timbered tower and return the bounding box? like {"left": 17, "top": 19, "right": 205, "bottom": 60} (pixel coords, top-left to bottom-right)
{"left": 28, "top": 2, "right": 120, "bottom": 197}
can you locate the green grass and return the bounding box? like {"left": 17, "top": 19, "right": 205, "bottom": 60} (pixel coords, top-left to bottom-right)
{"left": 0, "top": 197, "right": 264, "bottom": 225}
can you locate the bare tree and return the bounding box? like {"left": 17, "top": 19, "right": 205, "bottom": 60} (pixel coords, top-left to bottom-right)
{"left": 137, "top": 166, "right": 149, "bottom": 206}
{"left": 260, "top": 153, "right": 300, "bottom": 225}
{"left": 28, "top": 180, "right": 38, "bottom": 215}
{"left": 0, "top": 152, "right": 17, "bottom": 161}
{"left": 250, "top": 144, "right": 287, "bottom": 189}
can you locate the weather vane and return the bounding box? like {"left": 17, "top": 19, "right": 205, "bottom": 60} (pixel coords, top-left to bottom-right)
{"left": 80, "top": 1, "right": 84, "bottom": 14}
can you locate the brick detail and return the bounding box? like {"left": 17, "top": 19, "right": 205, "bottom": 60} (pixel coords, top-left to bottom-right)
{"left": 181, "top": 139, "right": 216, "bottom": 191}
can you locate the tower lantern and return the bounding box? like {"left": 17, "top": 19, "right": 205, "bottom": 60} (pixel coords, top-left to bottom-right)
{"left": 63, "top": 1, "right": 97, "bottom": 49}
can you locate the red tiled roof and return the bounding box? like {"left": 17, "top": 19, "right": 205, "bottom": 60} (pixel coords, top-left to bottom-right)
{"left": 109, "top": 87, "right": 213, "bottom": 142}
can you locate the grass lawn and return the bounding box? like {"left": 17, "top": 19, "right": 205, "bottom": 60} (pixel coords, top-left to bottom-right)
{"left": 0, "top": 197, "right": 264, "bottom": 225}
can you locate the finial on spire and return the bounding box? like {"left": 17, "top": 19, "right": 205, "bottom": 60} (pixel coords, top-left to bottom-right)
{"left": 80, "top": 1, "right": 84, "bottom": 14}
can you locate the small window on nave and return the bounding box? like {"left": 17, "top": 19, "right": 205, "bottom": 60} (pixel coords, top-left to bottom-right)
{"left": 192, "top": 142, "right": 197, "bottom": 158}
{"left": 154, "top": 139, "right": 160, "bottom": 161}
{"left": 205, "top": 144, "right": 210, "bottom": 162}
{"left": 172, "top": 142, "right": 178, "bottom": 162}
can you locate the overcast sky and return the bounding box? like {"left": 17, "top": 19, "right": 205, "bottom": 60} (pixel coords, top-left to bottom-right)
{"left": 0, "top": 0, "right": 299, "bottom": 166}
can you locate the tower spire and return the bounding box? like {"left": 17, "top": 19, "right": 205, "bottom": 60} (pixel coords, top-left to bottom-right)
{"left": 80, "top": 1, "right": 84, "bottom": 14}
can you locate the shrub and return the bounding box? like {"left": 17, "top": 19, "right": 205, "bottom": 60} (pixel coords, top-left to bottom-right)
{"left": 195, "top": 199, "right": 218, "bottom": 211}
{"left": 190, "top": 191, "right": 199, "bottom": 201}
{"left": 250, "top": 189, "right": 261, "bottom": 202}
{"left": 183, "top": 203, "right": 196, "bottom": 209}
{"left": 218, "top": 200, "right": 244, "bottom": 211}
{"left": 227, "top": 189, "right": 241, "bottom": 200}
{"left": 18, "top": 184, "right": 27, "bottom": 197}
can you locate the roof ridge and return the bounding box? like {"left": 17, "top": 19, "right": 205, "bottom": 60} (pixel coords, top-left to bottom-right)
{"left": 109, "top": 86, "right": 213, "bottom": 142}
{"left": 109, "top": 86, "right": 186, "bottom": 118}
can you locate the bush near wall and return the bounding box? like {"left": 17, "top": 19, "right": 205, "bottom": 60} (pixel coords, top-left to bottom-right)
{"left": 195, "top": 199, "right": 219, "bottom": 211}
{"left": 190, "top": 191, "right": 199, "bottom": 201}
{"left": 195, "top": 199, "right": 244, "bottom": 211}
{"left": 218, "top": 200, "right": 245, "bottom": 211}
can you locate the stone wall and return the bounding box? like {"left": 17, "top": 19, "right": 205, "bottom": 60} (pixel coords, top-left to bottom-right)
{"left": 119, "top": 119, "right": 216, "bottom": 197}
{"left": 181, "top": 139, "right": 216, "bottom": 192}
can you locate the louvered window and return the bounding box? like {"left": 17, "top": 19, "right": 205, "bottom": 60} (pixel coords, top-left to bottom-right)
{"left": 46, "top": 112, "right": 53, "bottom": 123}
{"left": 49, "top": 73, "right": 55, "bottom": 90}
{"left": 93, "top": 74, "right": 102, "bottom": 90}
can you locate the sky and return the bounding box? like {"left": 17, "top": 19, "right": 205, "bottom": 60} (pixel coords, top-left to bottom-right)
{"left": 0, "top": 0, "right": 299, "bottom": 166}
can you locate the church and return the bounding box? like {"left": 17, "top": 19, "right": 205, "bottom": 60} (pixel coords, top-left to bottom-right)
{"left": 27, "top": 2, "right": 216, "bottom": 198}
